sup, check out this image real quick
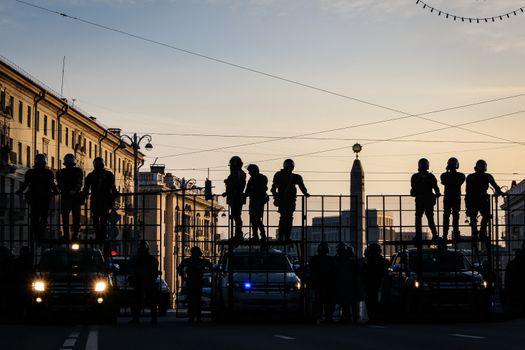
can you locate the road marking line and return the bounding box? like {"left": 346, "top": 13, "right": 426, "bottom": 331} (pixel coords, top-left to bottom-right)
{"left": 273, "top": 335, "right": 295, "bottom": 340}
{"left": 367, "top": 325, "right": 387, "bottom": 329}
{"left": 85, "top": 328, "right": 98, "bottom": 350}
{"left": 449, "top": 334, "right": 486, "bottom": 340}
{"left": 62, "top": 338, "right": 77, "bottom": 347}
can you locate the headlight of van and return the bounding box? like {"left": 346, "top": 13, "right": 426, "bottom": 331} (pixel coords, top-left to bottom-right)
{"left": 94, "top": 280, "right": 107, "bottom": 292}
{"left": 32, "top": 280, "right": 46, "bottom": 292}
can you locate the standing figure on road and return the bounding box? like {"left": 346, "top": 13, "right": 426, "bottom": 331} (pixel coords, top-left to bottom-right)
{"left": 56, "top": 154, "right": 84, "bottom": 241}
{"left": 440, "top": 157, "right": 465, "bottom": 242}
{"left": 82, "top": 157, "right": 118, "bottom": 243}
{"left": 309, "top": 242, "right": 336, "bottom": 324}
{"left": 362, "top": 243, "right": 388, "bottom": 322}
{"left": 177, "top": 246, "right": 212, "bottom": 322}
{"left": 16, "top": 154, "right": 58, "bottom": 244}
{"left": 223, "top": 156, "right": 246, "bottom": 242}
{"left": 244, "top": 164, "right": 268, "bottom": 242}
{"left": 410, "top": 158, "right": 441, "bottom": 241}
{"left": 271, "top": 159, "right": 310, "bottom": 243}
{"left": 129, "top": 241, "right": 159, "bottom": 324}
{"left": 465, "top": 160, "right": 504, "bottom": 243}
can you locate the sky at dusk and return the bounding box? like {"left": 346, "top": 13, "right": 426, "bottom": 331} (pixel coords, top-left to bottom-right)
{"left": 2, "top": 0, "right": 525, "bottom": 196}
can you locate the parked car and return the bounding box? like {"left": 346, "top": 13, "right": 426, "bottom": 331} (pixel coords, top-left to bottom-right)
{"left": 211, "top": 246, "right": 302, "bottom": 320}
{"left": 381, "top": 248, "right": 492, "bottom": 315}
{"left": 30, "top": 245, "right": 118, "bottom": 323}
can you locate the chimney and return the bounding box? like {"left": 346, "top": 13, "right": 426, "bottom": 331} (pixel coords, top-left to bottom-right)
{"left": 150, "top": 164, "right": 165, "bottom": 175}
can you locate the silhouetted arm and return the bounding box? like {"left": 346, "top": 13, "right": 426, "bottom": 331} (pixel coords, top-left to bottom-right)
{"left": 296, "top": 175, "right": 310, "bottom": 197}
{"left": 432, "top": 174, "right": 441, "bottom": 197}
{"left": 16, "top": 170, "right": 31, "bottom": 194}
{"left": 488, "top": 174, "right": 504, "bottom": 195}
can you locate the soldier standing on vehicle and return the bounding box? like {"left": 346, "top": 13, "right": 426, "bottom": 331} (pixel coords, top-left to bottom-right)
{"left": 410, "top": 158, "right": 441, "bottom": 242}
{"left": 245, "top": 164, "right": 268, "bottom": 242}
{"left": 223, "top": 156, "right": 246, "bottom": 242}
{"left": 56, "top": 154, "right": 84, "bottom": 241}
{"left": 82, "top": 157, "right": 118, "bottom": 243}
{"left": 309, "top": 242, "right": 336, "bottom": 324}
{"left": 271, "top": 159, "right": 310, "bottom": 243}
{"left": 16, "top": 154, "right": 58, "bottom": 244}
{"left": 465, "top": 159, "right": 504, "bottom": 243}
{"left": 362, "top": 243, "right": 388, "bottom": 323}
{"left": 177, "top": 246, "right": 212, "bottom": 322}
{"left": 440, "top": 157, "right": 465, "bottom": 242}
{"left": 129, "top": 241, "right": 159, "bottom": 324}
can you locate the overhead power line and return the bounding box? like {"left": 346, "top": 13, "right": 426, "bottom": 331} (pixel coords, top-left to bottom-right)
{"left": 415, "top": 1, "right": 525, "bottom": 23}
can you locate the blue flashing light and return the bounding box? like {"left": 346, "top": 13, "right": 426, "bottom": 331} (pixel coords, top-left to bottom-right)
{"left": 243, "top": 282, "right": 252, "bottom": 290}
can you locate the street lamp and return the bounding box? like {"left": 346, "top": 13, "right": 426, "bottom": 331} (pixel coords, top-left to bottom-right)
{"left": 119, "top": 133, "right": 153, "bottom": 238}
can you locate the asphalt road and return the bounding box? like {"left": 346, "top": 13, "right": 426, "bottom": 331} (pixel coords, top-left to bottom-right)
{"left": 2, "top": 312, "right": 525, "bottom": 350}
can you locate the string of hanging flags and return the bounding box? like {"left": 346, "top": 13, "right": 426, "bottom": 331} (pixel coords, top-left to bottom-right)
{"left": 415, "top": 0, "right": 525, "bottom": 23}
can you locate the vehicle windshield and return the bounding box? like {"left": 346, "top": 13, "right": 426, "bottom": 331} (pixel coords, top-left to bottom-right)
{"left": 228, "top": 253, "right": 292, "bottom": 272}
{"left": 408, "top": 251, "right": 471, "bottom": 272}
{"left": 38, "top": 250, "right": 105, "bottom": 272}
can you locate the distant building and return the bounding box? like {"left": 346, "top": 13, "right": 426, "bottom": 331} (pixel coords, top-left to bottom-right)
{"left": 501, "top": 180, "right": 525, "bottom": 254}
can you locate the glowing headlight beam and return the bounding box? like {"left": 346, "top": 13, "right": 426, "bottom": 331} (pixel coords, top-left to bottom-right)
{"left": 95, "top": 281, "right": 107, "bottom": 292}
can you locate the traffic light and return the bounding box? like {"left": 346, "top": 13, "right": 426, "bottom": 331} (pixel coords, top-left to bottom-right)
{"left": 205, "top": 178, "right": 213, "bottom": 200}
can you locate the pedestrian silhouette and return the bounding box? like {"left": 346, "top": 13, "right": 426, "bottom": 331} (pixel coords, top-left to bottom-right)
{"left": 177, "top": 246, "right": 212, "bottom": 322}
{"left": 271, "top": 159, "right": 310, "bottom": 243}
{"left": 245, "top": 164, "right": 268, "bottom": 242}
{"left": 82, "top": 157, "right": 118, "bottom": 243}
{"left": 56, "top": 154, "right": 84, "bottom": 241}
{"left": 505, "top": 241, "right": 525, "bottom": 314}
{"left": 440, "top": 157, "right": 465, "bottom": 242}
{"left": 129, "top": 241, "right": 159, "bottom": 324}
{"left": 410, "top": 158, "right": 441, "bottom": 242}
{"left": 335, "top": 243, "right": 362, "bottom": 323}
{"left": 309, "top": 242, "right": 336, "bottom": 324}
{"left": 465, "top": 159, "right": 504, "bottom": 243}
{"left": 362, "top": 243, "right": 388, "bottom": 322}
{"left": 223, "top": 156, "right": 246, "bottom": 242}
{"left": 16, "top": 154, "right": 58, "bottom": 244}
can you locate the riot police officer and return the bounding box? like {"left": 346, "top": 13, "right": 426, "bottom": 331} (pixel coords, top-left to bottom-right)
{"left": 271, "top": 159, "right": 310, "bottom": 243}
{"left": 440, "top": 157, "right": 465, "bottom": 242}
{"left": 129, "top": 241, "right": 159, "bottom": 324}
{"left": 309, "top": 242, "right": 336, "bottom": 324}
{"left": 245, "top": 164, "right": 268, "bottom": 242}
{"left": 465, "top": 160, "right": 504, "bottom": 242}
{"left": 82, "top": 157, "right": 118, "bottom": 243}
{"left": 56, "top": 154, "right": 84, "bottom": 241}
{"left": 177, "top": 246, "right": 212, "bottom": 322}
{"left": 16, "top": 154, "right": 58, "bottom": 244}
{"left": 223, "top": 156, "right": 246, "bottom": 242}
{"left": 410, "top": 158, "right": 441, "bottom": 241}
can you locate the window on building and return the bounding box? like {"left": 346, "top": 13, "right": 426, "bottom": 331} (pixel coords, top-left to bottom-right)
{"left": 0, "top": 91, "right": 4, "bottom": 110}
{"left": 51, "top": 156, "right": 55, "bottom": 169}
{"left": 43, "top": 115, "right": 48, "bottom": 136}
{"left": 17, "top": 142, "right": 22, "bottom": 164}
{"left": 118, "top": 158, "right": 121, "bottom": 173}
{"left": 18, "top": 101, "right": 23, "bottom": 123}
{"left": 72, "top": 130, "right": 76, "bottom": 148}
{"left": 26, "top": 146, "right": 30, "bottom": 167}
{"left": 89, "top": 141, "right": 92, "bottom": 158}
{"left": 27, "top": 106, "right": 31, "bottom": 127}
{"left": 104, "top": 150, "right": 108, "bottom": 164}
{"left": 109, "top": 153, "right": 113, "bottom": 168}
{"left": 65, "top": 127, "right": 69, "bottom": 146}
{"left": 94, "top": 145, "right": 98, "bottom": 157}
{"left": 51, "top": 119, "right": 55, "bottom": 140}
{"left": 9, "top": 96, "right": 14, "bottom": 117}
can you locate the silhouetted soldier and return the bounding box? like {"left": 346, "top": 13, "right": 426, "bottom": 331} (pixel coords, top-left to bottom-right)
{"left": 177, "top": 246, "right": 212, "bottom": 322}
{"left": 309, "top": 242, "right": 336, "bottom": 324}
{"left": 56, "top": 154, "right": 84, "bottom": 241}
{"left": 505, "top": 241, "right": 525, "bottom": 314}
{"left": 245, "top": 164, "right": 268, "bottom": 242}
{"left": 410, "top": 158, "right": 441, "bottom": 241}
{"left": 16, "top": 154, "right": 58, "bottom": 244}
{"left": 223, "top": 156, "right": 246, "bottom": 242}
{"left": 271, "top": 159, "right": 310, "bottom": 243}
{"left": 129, "top": 241, "right": 159, "bottom": 324}
{"left": 465, "top": 160, "right": 504, "bottom": 243}
{"left": 440, "top": 157, "right": 465, "bottom": 242}
{"left": 335, "top": 243, "right": 361, "bottom": 323}
{"left": 83, "top": 157, "right": 118, "bottom": 243}
{"left": 362, "top": 243, "right": 388, "bottom": 322}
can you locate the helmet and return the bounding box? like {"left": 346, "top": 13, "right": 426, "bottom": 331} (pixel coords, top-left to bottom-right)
{"left": 34, "top": 154, "right": 47, "bottom": 168}
{"left": 63, "top": 153, "right": 76, "bottom": 166}
{"left": 246, "top": 164, "right": 259, "bottom": 174}
{"left": 336, "top": 242, "right": 347, "bottom": 256}
{"left": 475, "top": 159, "right": 487, "bottom": 173}
{"left": 446, "top": 157, "right": 459, "bottom": 170}
{"left": 418, "top": 158, "right": 429, "bottom": 171}
{"left": 365, "top": 243, "right": 381, "bottom": 257}
{"left": 93, "top": 157, "right": 105, "bottom": 170}
{"left": 138, "top": 240, "right": 149, "bottom": 254}
{"left": 190, "top": 246, "right": 203, "bottom": 258}
{"left": 317, "top": 241, "right": 329, "bottom": 255}
{"left": 229, "top": 156, "right": 243, "bottom": 168}
{"left": 283, "top": 159, "right": 295, "bottom": 170}
{"left": 347, "top": 245, "right": 356, "bottom": 258}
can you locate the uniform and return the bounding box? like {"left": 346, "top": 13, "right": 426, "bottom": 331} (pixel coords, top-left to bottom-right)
{"left": 224, "top": 169, "right": 246, "bottom": 240}
{"left": 245, "top": 172, "right": 268, "bottom": 240}
{"left": 177, "top": 256, "right": 212, "bottom": 321}
{"left": 56, "top": 166, "right": 84, "bottom": 240}
{"left": 410, "top": 170, "right": 441, "bottom": 240}
{"left": 440, "top": 170, "right": 465, "bottom": 240}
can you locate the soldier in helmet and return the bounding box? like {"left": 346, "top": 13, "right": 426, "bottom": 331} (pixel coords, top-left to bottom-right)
{"left": 56, "top": 154, "right": 84, "bottom": 241}
{"left": 223, "top": 156, "right": 246, "bottom": 242}
{"left": 82, "top": 157, "right": 118, "bottom": 243}
{"left": 244, "top": 164, "right": 268, "bottom": 242}
{"left": 129, "top": 241, "right": 159, "bottom": 324}
{"left": 16, "top": 154, "right": 58, "bottom": 244}
{"left": 465, "top": 160, "right": 504, "bottom": 243}
{"left": 271, "top": 159, "right": 310, "bottom": 243}
{"left": 440, "top": 157, "right": 465, "bottom": 242}
{"left": 177, "top": 246, "right": 212, "bottom": 322}
{"left": 309, "top": 242, "right": 336, "bottom": 324}
{"left": 410, "top": 158, "right": 441, "bottom": 242}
